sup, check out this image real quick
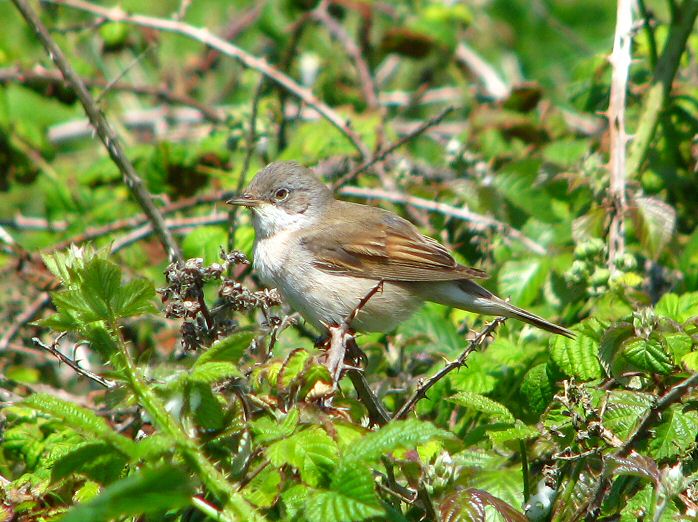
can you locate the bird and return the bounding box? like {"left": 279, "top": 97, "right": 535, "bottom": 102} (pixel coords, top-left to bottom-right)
{"left": 227, "top": 161, "right": 573, "bottom": 338}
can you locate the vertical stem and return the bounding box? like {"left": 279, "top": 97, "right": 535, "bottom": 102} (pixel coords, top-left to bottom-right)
{"left": 606, "top": 0, "right": 634, "bottom": 269}
{"left": 519, "top": 440, "right": 531, "bottom": 502}
{"left": 626, "top": 0, "right": 698, "bottom": 177}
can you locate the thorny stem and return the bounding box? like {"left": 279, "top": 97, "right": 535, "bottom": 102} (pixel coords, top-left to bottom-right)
{"left": 393, "top": 317, "right": 506, "bottom": 420}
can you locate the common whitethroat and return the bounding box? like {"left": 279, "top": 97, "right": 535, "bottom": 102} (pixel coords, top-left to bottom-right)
{"left": 227, "top": 161, "right": 573, "bottom": 338}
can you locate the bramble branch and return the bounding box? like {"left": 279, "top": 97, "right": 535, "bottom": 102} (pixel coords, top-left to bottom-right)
{"left": 393, "top": 317, "right": 506, "bottom": 420}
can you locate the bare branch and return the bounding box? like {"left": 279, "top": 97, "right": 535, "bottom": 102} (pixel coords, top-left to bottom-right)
{"left": 393, "top": 317, "right": 506, "bottom": 420}
{"left": 338, "top": 186, "right": 547, "bottom": 255}
{"left": 12, "top": 0, "right": 182, "bottom": 262}
{"left": 331, "top": 106, "right": 455, "bottom": 190}
{"left": 32, "top": 334, "right": 116, "bottom": 389}
{"left": 46, "top": 0, "right": 371, "bottom": 159}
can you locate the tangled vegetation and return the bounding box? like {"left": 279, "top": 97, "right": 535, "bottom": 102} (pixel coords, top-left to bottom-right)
{"left": 0, "top": 0, "right": 697, "bottom": 521}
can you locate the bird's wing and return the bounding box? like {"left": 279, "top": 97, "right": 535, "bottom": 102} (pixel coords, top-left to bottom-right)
{"left": 300, "top": 207, "right": 488, "bottom": 281}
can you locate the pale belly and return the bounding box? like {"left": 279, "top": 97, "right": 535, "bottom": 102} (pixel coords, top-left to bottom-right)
{"left": 253, "top": 234, "right": 422, "bottom": 332}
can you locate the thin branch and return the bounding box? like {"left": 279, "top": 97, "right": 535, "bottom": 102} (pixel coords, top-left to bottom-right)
{"left": 111, "top": 214, "right": 230, "bottom": 253}
{"left": 346, "top": 369, "right": 391, "bottom": 426}
{"left": 331, "top": 106, "right": 455, "bottom": 190}
{"left": 606, "top": 0, "right": 634, "bottom": 269}
{"left": 393, "top": 317, "right": 507, "bottom": 420}
{"left": 394, "top": 317, "right": 505, "bottom": 420}
{"left": 621, "top": 372, "right": 698, "bottom": 455}
{"left": 626, "top": 0, "right": 698, "bottom": 177}
{"left": 229, "top": 77, "right": 265, "bottom": 253}
{"left": 338, "top": 186, "right": 547, "bottom": 255}
{"left": 312, "top": 3, "right": 379, "bottom": 110}
{"left": 32, "top": 334, "right": 116, "bottom": 388}
{"left": 11, "top": 0, "right": 182, "bottom": 262}
{"left": 46, "top": 0, "right": 371, "bottom": 159}
{"left": 0, "top": 293, "right": 52, "bottom": 351}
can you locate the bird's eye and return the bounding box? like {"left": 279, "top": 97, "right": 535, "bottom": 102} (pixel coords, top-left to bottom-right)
{"left": 274, "top": 188, "right": 289, "bottom": 201}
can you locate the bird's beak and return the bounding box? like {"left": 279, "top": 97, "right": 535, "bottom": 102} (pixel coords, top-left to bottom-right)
{"left": 226, "top": 193, "right": 264, "bottom": 208}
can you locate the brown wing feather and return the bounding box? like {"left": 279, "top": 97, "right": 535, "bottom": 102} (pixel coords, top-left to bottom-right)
{"left": 301, "top": 205, "right": 487, "bottom": 281}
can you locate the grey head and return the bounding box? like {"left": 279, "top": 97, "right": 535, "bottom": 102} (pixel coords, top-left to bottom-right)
{"left": 227, "top": 161, "right": 335, "bottom": 236}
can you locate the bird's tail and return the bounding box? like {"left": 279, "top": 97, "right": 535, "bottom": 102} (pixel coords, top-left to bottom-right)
{"left": 493, "top": 299, "right": 574, "bottom": 338}
{"left": 423, "top": 280, "right": 574, "bottom": 338}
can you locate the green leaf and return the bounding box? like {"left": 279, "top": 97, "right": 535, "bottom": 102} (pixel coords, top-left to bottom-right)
{"left": 397, "top": 303, "right": 462, "bottom": 355}
{"left": 621, "top": 483, "right": 679, "bottom": 522}
{"left": 281, "top": 484, "right": 309, "bottom": 520}
{"left": 22, "top": 394, "right": 137, "bottom": 457}
{"left": 190, "top": 383, "right": 225, "bottom": 430}
{"left": 190, "top": 361, "right": 242, "bottom": 384}
{"left": 61, "top": 466, "right": 193, "bottom": 522}
{"left": 266, "top": 426, "right": 338, "bottom": 487}
{"left": 649, "top": 406, "right": 698, "bottom": 460}
{"left": 681, "top": 351, "right": 698, "bottom": 371}
{"left": 440, "top": 487, "right": 527, "bottom": 522}
{"left": 466, "top": 468, "right": 525, "bottom": 513}
{"left": 598, "top": 324, "right": 635, "bottom": 377}
{"left": 343, "top": 419, "right": 449, "bottom": 464}
{"left": 241, "top": 466, "right": 282, "bottom": 508}
{"left": 494, "top": 159, "right": 560, "bottom": 223}
{"left": 448, "top": 391, "right": 515, "bottom": 423}
{"left": 487, "top": 422, "right": 539, "bottom": 445}
{"left": 278, "top": 349, "right": 311, "bottom": 389}
{"left": 498, "top": 258, "right": 548, "bottom": 308}
{"left": 664, "top": 332, "right": 693, "bottom": 360}
{"left": 550, "top": 331, "right": 603, "bottom": 380}
{"left": 622, "top": 336, "right": 673, "bottom": 374}
{"left": 630, "top": 196, "right": 676, "bottom": 260}
{"left": 252, "top": 408, "right": 300, "bottom": 445}
{"left": 79, "top": 258, "right": 122, "bottom": 320}
{"left": 112, "top": 278, "right": 157, "bottom": 318}
{"left": 182, "top": 226, "right": 228, "bottom": 265}
{"left": 520, "top": 363, "right": 556, "bottom": 415}
{"left": 603, "top": 391, "right": 654, "bottom": 440}
{"left": 197, "top": 330, "right": 254, "bottom": 365}
{"left": 655, "top": 292, "right": 698, "bottom": 323}
{"left": 304, "top": 466, "right": 383, "bottom": 522}
{"left": 51, "top": 442, "right": 127, "bottom": 484}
